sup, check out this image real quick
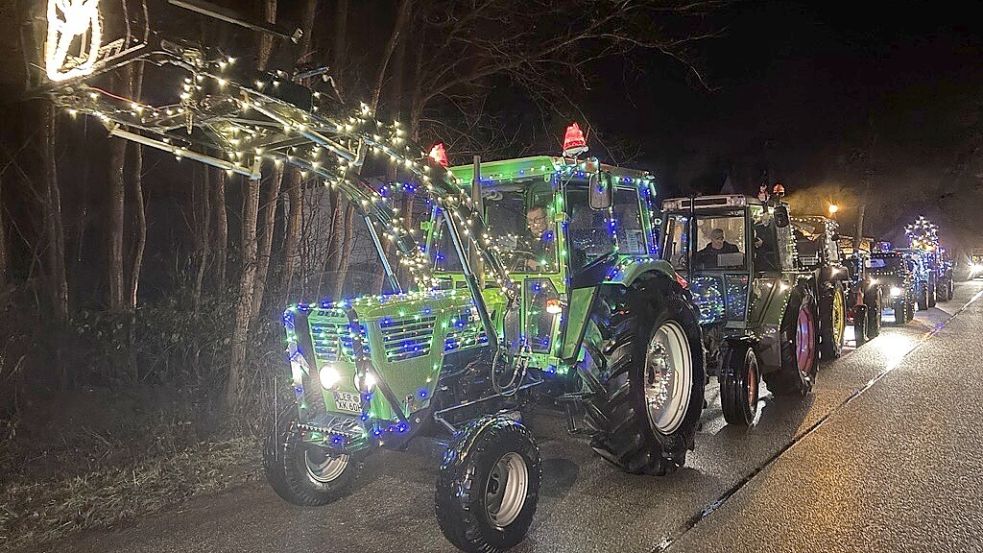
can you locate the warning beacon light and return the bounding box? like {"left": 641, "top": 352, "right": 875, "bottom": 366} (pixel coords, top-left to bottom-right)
{"left": 562, "top": 122, "right": 589, "bottom": 158}
{"left": 428, "top": 142, "right": 449, "bottom": 167}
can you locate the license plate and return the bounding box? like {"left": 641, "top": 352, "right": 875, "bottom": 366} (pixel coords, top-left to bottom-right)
{"left": 332, "top": 391, "right": 362, "bottom": 414}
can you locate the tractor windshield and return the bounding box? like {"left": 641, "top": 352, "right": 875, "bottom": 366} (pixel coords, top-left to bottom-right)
{"left": 663, "top": 211, "right": 747, "bottom": 272}
{"left": 566, "top": 188, "right": 647, "bottom": 270}
{"left": 429, "top": 187, "right": 558, "bottom": 274}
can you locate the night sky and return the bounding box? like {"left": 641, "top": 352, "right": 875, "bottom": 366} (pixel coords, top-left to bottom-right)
{"left": 577, "top": 1, "right": 983, "bottom": 248}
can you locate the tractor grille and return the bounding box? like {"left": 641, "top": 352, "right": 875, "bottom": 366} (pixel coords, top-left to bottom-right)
{"left": 310, "top": 320, "right": 355, "bottom": 361}
{"left": 380, "top": 315, "right": 436, "bottom": 362}
{"left": 444, "top": 308, "right": 488, "bottom": 352}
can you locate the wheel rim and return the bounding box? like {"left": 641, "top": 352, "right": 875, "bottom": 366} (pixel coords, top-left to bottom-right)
{"left": 643, "top": 320, "right": 694, "bottom": 435}
{"left": 746, "top": 349, "right": 759, "bottom": 409}
{"left": 305, "top": 450, "right": 350, "bottom": 483}
{"left": 485, "top": 452, "right": 529, "bottom": 528}
{"left": 832, "top": 290, "right": 845, "bottom": 345}
{"left": 795, "top": 303, "right": 816, "bottom": 377}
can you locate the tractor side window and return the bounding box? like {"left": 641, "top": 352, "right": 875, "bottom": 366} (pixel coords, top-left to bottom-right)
{"left": 693, "top": 215, "right": 746, "bottom": 270}
{"left": 663, "top": 215, "right": 690, "bottom": 270}
{"left": 483, "top": 190, "right": 557, "bottom": 274}
{"left": 612, "top": 189, "right": 646, "bottom": 255}
{"left": 750, "top": 206, "right": 781, "bottom": 272}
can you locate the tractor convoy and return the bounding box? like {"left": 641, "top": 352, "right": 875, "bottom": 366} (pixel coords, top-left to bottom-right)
{"left": 37, "top": 2, "right": 957, "bottom": 551}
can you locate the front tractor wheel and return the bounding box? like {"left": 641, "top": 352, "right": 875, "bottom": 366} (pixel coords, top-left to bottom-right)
{"left": 764, "top": 285, "right": 820, "bottom": 396}
{"left": 818, "top": 283, "right": 846, "bottom": 360}
{"left": 720, "top": 341, "right": 760, "bottom": 426}
{"left": 917, "top": 283, "right": 929, "bottom": 311}
{"left": 581, "top": 281, "right": 706, "bottom": 475}
{"left": 435, "top": 416, "right": 542, "bottom": 553}
{"left": 865, "top": 289, "right": 882, "bottom": 338}
{"left": 263, "top": 409, "right": 360, "bottom": 506}
{"left": 853, "top": 304, "right": 869, "bottom": 346}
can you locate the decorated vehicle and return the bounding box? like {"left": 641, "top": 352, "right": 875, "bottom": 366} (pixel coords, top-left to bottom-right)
{"left": 867, "top": 252, "right": 917, "bottom": 325}
{"left": 903, "top": 216, "right": 953, "bottom": 303}
{"left": 895, "top": 249, "right": 937, "bottom": 310}
{"left": 38, "top": 3, "right": 707, "bottom": 551}
{"left": 970, "top": 249, "right": 983, "bottom": 280}
{"left": 660, "top": 190, "right": 820, "bottom": 426}
{"left": 791, "top": 216, "right": 850, "bottom": 358}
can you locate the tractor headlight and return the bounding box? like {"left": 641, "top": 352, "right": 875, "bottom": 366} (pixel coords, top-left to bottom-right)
{"left": 890, "top": 286, "right": 903, "bottom": 297}
{"left": 319, "top": 365, "right": 341, "bottom": 389}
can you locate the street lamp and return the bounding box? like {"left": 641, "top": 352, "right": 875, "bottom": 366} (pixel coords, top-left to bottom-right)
{"left": 828, "top": 204, "right": 839, "bottom": 217}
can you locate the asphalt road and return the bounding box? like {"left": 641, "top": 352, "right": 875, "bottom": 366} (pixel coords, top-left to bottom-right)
{"left": 22, "top": 281, "right": 983, "bottom": 553}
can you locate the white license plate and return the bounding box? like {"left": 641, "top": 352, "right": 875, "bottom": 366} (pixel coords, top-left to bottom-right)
{"left": 332, "top": 391, "right": 362, "bottom": 413}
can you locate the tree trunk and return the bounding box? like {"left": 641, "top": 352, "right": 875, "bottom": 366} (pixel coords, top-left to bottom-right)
{"left": 331, "top": 0, "right": 349, "bottom": 97}
{"left": 126, "top": 63, "right": 146, "bottom": 309}
{"left": 107, "top": 129, "right": 127, "bottom": 311}
{"left": 210, "top": 167, "right": 228, "bottom": 287}
{"left": 227, "top": 0, "right": 276, "bottom": 415}
{"left": 193, "top": 166, "right": 212, "bottom": 313}
{"left": 41, "top": 103, "right": 68, "bottom": 322}
{"left": 331, "top": 203, "right": 357, "bottom": 300}
{"left": 226, "top": 174, "right": 261, "bottom": 412}
{"left": 250, "top": 164, "right": 284, "bottom": 323}
{"left": 282, "top": 170, "right": 303, "bottom": 300}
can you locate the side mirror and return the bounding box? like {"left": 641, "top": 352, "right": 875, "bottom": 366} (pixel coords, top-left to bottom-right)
{"left": 589, "top": 173, "right": 612, "bottom": 210}
{"left": 774, "top": 205, "right": 790, "bottom": 228}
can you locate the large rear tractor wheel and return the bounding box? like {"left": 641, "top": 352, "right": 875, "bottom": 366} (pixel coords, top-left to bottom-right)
{"left": 436, "top": 416, "right": 541, "bottom": 553}
{"left": 764, "top": 285, "right": 820, "bottom": 396}
{"left": 818, "top": 283, "right": 846, "bottom": 360}
{"left": 720, "top": 341, "right": 760, "bottom": 426}
{"left": 853, "top": 304, "right": 869, "bottom": 346}
{"left": 580, "top": 279, "right": 705, "bottom": 475}
{"left": 263, "top": 408, "right": 360, "bottom": 506}
{"left": 917, "top": 283, "right": 929, "bottom": 311}
{"left": 927, "top": 277, "right": 938, "bottom": 308}
{"left": 865, "top": 289, "right": 882, "bottom": 338}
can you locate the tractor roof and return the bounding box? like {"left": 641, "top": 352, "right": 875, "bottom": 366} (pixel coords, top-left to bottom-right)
{"left": 661, "top": 195, "right": 765, "bottom": 212}
{"left": 448, "top": 156, "right": 652, "bottom": 188}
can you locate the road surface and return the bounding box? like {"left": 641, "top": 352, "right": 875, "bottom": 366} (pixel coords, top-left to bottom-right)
{"left": 22, "top": 281, "right": 983, "bottom": 553}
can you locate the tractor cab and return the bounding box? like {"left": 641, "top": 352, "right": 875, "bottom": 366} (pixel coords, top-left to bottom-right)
{"left": 660, "top": 195, "right": 797, "bottom": 328}
{"left": 426, "top": 155, "right": 660, "bottom": 372}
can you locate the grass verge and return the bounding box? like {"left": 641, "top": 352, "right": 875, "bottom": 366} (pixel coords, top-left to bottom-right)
{"left": 0, "top": 436, "right": 261, "bottom": 552}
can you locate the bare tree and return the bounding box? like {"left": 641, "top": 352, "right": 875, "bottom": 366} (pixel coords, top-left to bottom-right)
{"left": 210, "top": 167, "right": 228, "bottom": 287}
{"left": 126, "top": 63, "right": 147, "bottom": 309}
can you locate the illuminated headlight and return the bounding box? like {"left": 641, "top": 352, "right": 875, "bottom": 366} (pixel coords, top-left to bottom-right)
{"left": 319, "top": 365, "right": 341, "bottom": 389}
{"left": 355, "top": 372, "right": 377, "bottom": 391}
{"left": 869, "top": 278, "right": 878, "bottom": 286}
{"left": 971, "top": 264, "right": 983, "bottom": 274}
{"left": 890, "top": 286, "right": 903, "bottom": 297}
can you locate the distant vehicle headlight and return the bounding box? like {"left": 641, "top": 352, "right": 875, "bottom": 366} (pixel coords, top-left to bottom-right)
{"left": 890, "top": 286, "right": 903, "bottom": 297}
{"left": 971, "top": 263, "right": 983, "bottom": 274}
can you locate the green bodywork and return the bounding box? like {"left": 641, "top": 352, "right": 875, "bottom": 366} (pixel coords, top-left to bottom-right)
{"left": 285, "top": 155, "right": 674, "bottom": 452}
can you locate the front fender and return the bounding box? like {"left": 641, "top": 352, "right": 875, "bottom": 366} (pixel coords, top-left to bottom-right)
{"left": 570, "top": 255, "right": 679, "bottom": 289}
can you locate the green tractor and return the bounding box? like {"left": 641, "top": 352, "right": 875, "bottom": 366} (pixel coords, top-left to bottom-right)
{"left": 660, "top": 193, "right": 820, "bottom": 426}
{"left": 274, "top": 149, "right": 707, "bottom": 552}
{"left": 38, "top": 2, "right": 707, "bottom": 545}
{"left": 791, "top": 216, "right": 874, "bottom": 356}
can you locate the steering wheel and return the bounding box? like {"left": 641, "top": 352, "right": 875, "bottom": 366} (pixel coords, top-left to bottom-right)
{"left": 508, "top": 249, "right": 538, "bottom": 271}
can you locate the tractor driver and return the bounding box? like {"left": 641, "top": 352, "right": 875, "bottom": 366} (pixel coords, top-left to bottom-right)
{"left": 695, "top": 228, "right": 739, "bottom": 268}
{"left": 521, "top": 205, "right": 556, "bottom": 271}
